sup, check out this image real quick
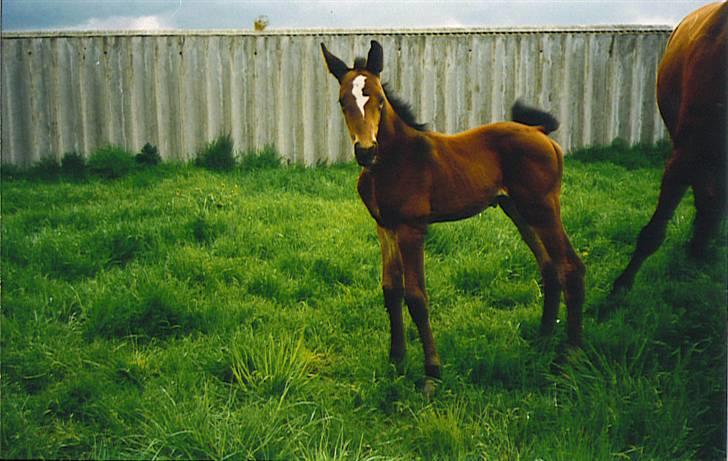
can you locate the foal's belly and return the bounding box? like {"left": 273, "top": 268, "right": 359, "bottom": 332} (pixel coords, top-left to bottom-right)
{"left": 428, "top": 187, "right": 506, "bottom": 223}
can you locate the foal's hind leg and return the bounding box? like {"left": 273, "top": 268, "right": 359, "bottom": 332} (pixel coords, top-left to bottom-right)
{"left": 509, "top": 193, "right": 585, "bottom": 345}
{"left": 531, "top": 217, "right": 585, "bottom": 347}
{"left": 499, "top": 197, "right": 561, "bottom": 336}
{"left": 611, "top": 155, "right": 690, "bottom": 296}
{"left": 534, "top": 224, "right": 585, "bottom": 346}
{"left": 503, "top": 195, "right": 585, "bottom": 345}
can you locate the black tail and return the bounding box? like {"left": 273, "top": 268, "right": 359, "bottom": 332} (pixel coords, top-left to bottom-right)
{"left": 511, "top": 99, "right": 559, "bottom": 134}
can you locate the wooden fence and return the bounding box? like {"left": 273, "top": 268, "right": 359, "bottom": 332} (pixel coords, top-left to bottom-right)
{"left": 1, "top": 27, "right": 672, "bottom": 166}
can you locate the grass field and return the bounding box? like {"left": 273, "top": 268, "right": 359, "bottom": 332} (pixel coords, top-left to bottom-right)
{"left": 1, "top": 142, "right": 725, "bottom": 460}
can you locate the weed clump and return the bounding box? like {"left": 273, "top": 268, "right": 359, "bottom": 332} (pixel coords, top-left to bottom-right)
{"left": 107, "top": 233, "right": 148, "bottom": 268}
{"left": 29, "top": 156, "right": 61, "bottom": 181}
{"left": 84, "top": 280, "right": 203, "bottom": 340}
{"left": 87, "top": 145, "right": 136, "bottom": 179}
{"left": 61, "top": 152, "right": 86, "bottom": 180}
{"left": 240, "top": 144, "right": 281, "bottom": 170}
{"left": 136, "top": 143, "right": 161, "bottom": 166}
{"left": 46, "top": 372, "right": 103, "bottom": 422}
{"left": 0, "top": 163, "right": 25, "bottom": 180}
{"left": 191, "top": 215, "right": 225, "bottom": 245}
{"left": 196, "top": 134, "right": 235, "bottom": 171}
{"left": 229, "top": 333, "right": 319, "bottom": 398}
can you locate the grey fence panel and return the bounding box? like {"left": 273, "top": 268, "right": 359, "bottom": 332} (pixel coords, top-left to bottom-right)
{"left": 1, "top": 27, "right": 671, "bottom": 166}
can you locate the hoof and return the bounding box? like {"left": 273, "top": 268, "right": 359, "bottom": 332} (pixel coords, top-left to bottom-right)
{"left": 425, "top": 363, "right": 441, "bottom": 380}
{"left": 389, "top": 355, "right": 405, "bottom": 374}
{"left": 551, "top": 341, "right": 584, "bottom": 371}
{"left": 598, "top": 293, "right": 622, "bottom": 322}
{"left": 610, "top": 272, "right": 634, "bottom": 298}
{"left": 422, "top": 377, "right": 439, "bottom": 400}
{"left": 532, "top": 332, "right": 559, "bottom": 351}
{"left": 566, "top": 329, "right": 583, "bottom": 349}
{"left": 389, "top": 349, "right": 406, "bottom": 365}
{"left": 609, "top": 283, "right": 628, "bottom": 300}
{"left": 389, "top": 345, "right": 406, "bottom": 373}
{"left": 687, "top": 239, "right": 710, "bottom": 261}
{"left": 539, "top": 322, "right": 556, "bottom": 337}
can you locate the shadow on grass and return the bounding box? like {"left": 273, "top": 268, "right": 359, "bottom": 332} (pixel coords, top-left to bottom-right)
{"left": 569, "top": 138, "right": 672, "bottom": 170}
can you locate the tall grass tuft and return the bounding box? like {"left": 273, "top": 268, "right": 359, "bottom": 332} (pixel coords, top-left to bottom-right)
{"left": 412, "top": 399, "right": 476, "bottom": 459}
{"left": 60, "top": 151, "right": 86, "bottom": 180}
{"left": 196, "top": 133, "right": 236, "bottom": 171}
{"left": 87, "top": 145, "right": 136, "bottom": 179}
{"left": 29, "top": 156, "right": 61, "bottom": 180}
{"left": 84, "top": 276, "right": 204, "bottom": 340}
{"left": 0, "top": 162, "right": 25, "bottom": 180}
{"left": 135, "top": 143, "right": 162, "bottom": 166}
{"left": 298, "top": 430, "right": 382, "bottom": 461}
{"left": 548, "top": 342, "right": 699, "bottom": 459}
{"left": 240, "top": 144, "right": 282, "bottom": 170}
{"left": 229, "top": 333, "right": 319, "bottom": 399}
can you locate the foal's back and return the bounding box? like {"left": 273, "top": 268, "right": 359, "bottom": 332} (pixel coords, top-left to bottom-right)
{"left": 426, "top": 120, "right": 564, "bottom": 217}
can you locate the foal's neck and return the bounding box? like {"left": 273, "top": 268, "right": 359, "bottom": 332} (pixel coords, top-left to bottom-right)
{"left": 377, "top": 101, "right": 426, "bottom": 158}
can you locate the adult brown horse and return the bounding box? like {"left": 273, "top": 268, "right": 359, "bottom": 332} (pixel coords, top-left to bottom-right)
{"left": 322, "top": 40, "right": 585, "bottom": 390}
{"left": 611, "top": 2, "right": 727, "bottom": 297}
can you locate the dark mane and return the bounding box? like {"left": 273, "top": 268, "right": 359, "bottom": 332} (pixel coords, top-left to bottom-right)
{"left": 354, "top": 57, "right": 367, "bottom": 70}
{"left": 382, "top": 82, "right": 428, "bottom": 132}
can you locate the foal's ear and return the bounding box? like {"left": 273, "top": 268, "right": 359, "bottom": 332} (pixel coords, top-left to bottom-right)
{"left": 321, "top": 43, "right": 349, "bottom": 82}
{"left": 366, "top": 40, "right": 383, "bottom": 76}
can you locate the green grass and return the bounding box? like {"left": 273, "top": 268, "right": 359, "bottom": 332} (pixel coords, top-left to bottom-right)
{"left": 1, "top": 142, "right": 725, "bottom": 460}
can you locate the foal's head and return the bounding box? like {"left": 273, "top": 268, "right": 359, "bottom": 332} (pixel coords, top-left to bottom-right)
{"left": 321, "top": 40, "right": 386, "bottom": 167}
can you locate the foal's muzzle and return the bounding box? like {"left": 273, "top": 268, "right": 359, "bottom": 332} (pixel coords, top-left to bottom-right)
{"left": 354, "top": 142, "right": 378, "bottom": 167}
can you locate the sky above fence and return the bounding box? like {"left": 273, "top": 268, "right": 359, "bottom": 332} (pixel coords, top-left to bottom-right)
{"left": 3, "top": 0, "right": 713, "bottom": 31}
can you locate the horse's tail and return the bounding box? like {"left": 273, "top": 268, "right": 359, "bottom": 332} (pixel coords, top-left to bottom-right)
{"left": 511, "top": 99, "right": 559, "bottom": 134}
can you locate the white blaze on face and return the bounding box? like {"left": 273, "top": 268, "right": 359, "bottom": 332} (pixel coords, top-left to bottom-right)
{"left": 351, "top": 75, "right": 370, "bottom": 117}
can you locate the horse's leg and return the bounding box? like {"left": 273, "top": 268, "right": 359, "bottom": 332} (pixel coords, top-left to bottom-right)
{"left": 377, "top": 225, "right": 406, "bottom": 365}
{"left": 396, "top": 224, "right": 441, "bottom": 381}
{"left": 611, "top": 155, "right": 690, "bottom": 296}
{"left": 498, "top": 196, "right": 561, "bottom": 336}
{"left": 688, "top": 171, "right": 725, "bottom": 258}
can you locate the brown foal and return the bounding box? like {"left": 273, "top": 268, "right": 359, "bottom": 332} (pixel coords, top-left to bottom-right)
{"left": 322, "top": 40, "right": 585, "bottom": 388}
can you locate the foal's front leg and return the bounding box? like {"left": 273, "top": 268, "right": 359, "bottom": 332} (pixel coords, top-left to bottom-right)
{"left": 377, "top": 226, "right": 405, "bottom": 365}
{"left": 396, "top": 224, "right": 441, "bottom": 383}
